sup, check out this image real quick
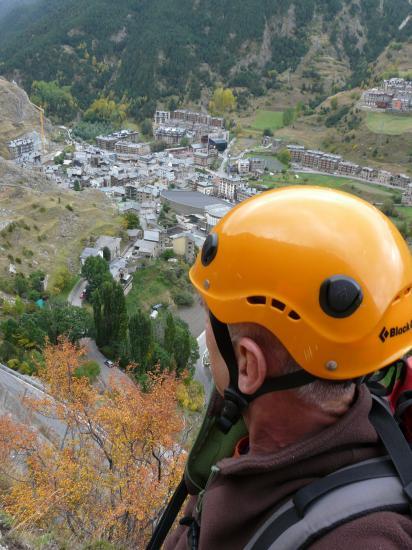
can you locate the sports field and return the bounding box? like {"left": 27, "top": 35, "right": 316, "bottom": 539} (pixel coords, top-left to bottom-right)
{"left": 251, "top": 110, "right": 284, "bottom": 131}
{"left": 366, "top": 112, "right": 412, "bottom": 135}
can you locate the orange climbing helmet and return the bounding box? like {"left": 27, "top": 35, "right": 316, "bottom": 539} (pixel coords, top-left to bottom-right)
{"left": 190, "top": 186, "right": 412, "bottom": 381}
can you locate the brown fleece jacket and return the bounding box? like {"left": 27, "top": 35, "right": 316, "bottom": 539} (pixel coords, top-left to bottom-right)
{"left": 165, "top": 386, "right": 412, "bottom": 549}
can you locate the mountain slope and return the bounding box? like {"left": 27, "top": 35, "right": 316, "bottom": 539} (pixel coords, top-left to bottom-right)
{"left": 0, "top": 77, "right": 48, "bottom": 156}
{"left": 0, "top": 0, "right": 410, "bottom": 115}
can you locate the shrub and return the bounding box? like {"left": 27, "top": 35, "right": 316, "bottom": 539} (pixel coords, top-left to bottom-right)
{"left": 176, "top": 379, "right": 205, "bottom": 412}
{"left": 172, "top": 288, "right": 194, "bottom": 307}
{"left": 75, "top": 360, "right": 101, "bottom": 383}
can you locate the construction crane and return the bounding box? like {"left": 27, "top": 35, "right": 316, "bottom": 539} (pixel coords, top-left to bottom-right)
{"left": 31, "top": 101, "right": 46, "bottom": 154}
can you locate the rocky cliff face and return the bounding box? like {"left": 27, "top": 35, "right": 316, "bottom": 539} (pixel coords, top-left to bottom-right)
{"left": 0, "top": 77, "right": 44, "bottom": 157}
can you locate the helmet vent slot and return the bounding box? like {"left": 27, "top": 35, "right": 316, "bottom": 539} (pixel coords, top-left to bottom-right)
{"left": 288, "top": 310, "right": 301, "bottom": 321}
{"left": 271, "top": 299, "right": 286, "bottom": 312}
{"left": 405, "top": 287, "right": 411, "bottom": 297}
{"left": 247, "top": 296, "right": 267, "bottom": 305}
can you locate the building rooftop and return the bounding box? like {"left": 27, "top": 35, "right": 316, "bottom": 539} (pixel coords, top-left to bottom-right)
{"left": 95, "top": 236, "right": 122, "bottom": 250}
{"left": 205, "top": 204, "right": 233, "bottom": 218}
{"left": 143, "top": 230, "right": 160, "bottom": 243}
{"left": 161, "top": 190, "right": 228, "bottom": 209}
{"left": 81, "top": 247, "right": 101, "bottom": 260}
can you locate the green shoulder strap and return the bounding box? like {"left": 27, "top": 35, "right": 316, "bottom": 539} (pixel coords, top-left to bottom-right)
{"left": 185, "top": 386, "right": 248, "bottom": 493}
{"left": 146, "top": 387, "right": 247, "bottom": 550}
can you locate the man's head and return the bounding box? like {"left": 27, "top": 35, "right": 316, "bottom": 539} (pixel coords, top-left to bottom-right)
{"left": 192, "top": 187, "right": 412, "bottom": 430}
{"left": 206, "top": 315, "right": 355, "bottom": 414}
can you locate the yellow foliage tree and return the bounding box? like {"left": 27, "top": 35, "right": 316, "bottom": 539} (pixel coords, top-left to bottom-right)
{"left": 0, "top": 339, "right": 185, "bottom": 548}
{"left": 84, "top": 98, "right": 128, "bottom": 126}
{"left": 209, "top": 87, "right": 237, "bottom": 115}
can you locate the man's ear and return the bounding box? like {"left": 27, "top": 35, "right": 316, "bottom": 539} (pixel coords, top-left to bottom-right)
{"left": 236, "top": 337, "right": 267, "bottom": 395}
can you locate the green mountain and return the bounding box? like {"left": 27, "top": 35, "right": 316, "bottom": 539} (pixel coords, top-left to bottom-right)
{"left": 0, "top": 0, "right": 410, "bottom": 118}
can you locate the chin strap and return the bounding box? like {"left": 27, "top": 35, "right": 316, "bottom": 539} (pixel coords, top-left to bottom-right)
{"left": 209, "top": 312, "right": 317, "bottom": 434}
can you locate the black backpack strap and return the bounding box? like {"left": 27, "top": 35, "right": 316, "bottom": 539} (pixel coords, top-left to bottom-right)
{"left": 369, "top": 396, "right": 412, "bottom": 503}
{"left": 146, "top": 476, "right": 188, "bottom": 550}
{"left": 293, "top": 456, "right": 395, "bottom": 517}
{"left": 244, "top": 458, "right": 409, "bottom": 550}
{"left": 394, "top": 390, "right": 412, "bottom": 421}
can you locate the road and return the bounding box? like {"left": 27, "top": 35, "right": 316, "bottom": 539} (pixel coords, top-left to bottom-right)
{"left": 68, "top": 267, "right": 212, "bottom": 395}
{"left": 68, "top": 277, "right": 87, "bottom": 307}
{"left": 216, "top": 138, "right": 237, "bottom": 177}
{"left": 80, "top": 338, "right": 131, "bottom": 387}
{"left": 194, "top": 331, "right": 212, "bottom": 399}
{"left": 67, "top": 280, "right": 131, "bottom": 387}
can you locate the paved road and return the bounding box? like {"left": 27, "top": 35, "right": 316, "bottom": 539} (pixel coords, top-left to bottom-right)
{"left": 176, "top": 300, "right": 205, "bottom": 338}
{"left": 194, "top": 331, "right": 212, "bottom": 399}
{"left": 67, "top": 281, "right": 130, "bottom": 387}
{"left": 216, "top": 138, "right": 237, "bottom": 177}
{"left": 80, "top": 338, "right": 131, "bottom": 388}
{"left": 68, "top": 278, "right": 87, "bottom": 307}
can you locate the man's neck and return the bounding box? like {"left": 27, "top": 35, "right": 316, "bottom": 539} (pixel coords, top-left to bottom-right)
{"left": 244, "top": 388, "right": 355, "bottom": 455}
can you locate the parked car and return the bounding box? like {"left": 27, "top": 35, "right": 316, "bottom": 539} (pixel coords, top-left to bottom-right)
{"left": 104, "top": 359, "right": 114, "bottom": 368}
{"left": 202, "top": 350, "right": 211, "bottom": 369}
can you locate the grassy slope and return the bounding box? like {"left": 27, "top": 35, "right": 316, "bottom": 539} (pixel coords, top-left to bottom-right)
{"left": 260, "top": 172, "right": 402, "bottom": 204}
{"left": 126, "top": 259, "right": 194, "bottom": 314}
{"left": 0, "top": 163, "right": 122, "bottom": 288}
{"left": 126, "top": 262, "right": 173, "bottom": 313}
{"left": 250, "top": 111, "right": 284, "bottom": 132}
{"left": 366, "top": 112, "right": 412, "bottom": 135}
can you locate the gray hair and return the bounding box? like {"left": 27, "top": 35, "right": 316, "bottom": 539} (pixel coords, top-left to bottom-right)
{"left": 228, "top": 323, "right": 354, "bottom": 411}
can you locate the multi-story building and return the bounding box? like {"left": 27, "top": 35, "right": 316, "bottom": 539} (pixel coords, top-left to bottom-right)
{"left": 170, "top": 109, "right": 224, "bottom": 129}
{"left": 217, "top": 175, "right": 243, "bottom": 201}
{"left": 236, "top": 186, "right": 258, "bottom": 203}
{"left": 338, "top": 161, "right": 360, "bottom": 177}
{"left": 154, "top": 111, "right": 170, "bottom": 124}
{"left": 392, "top": 174, "right": 411, "bottom": 189}
{"left": 317, "top": 153, "right": 342, "bottom": 173}
{"left": 172, "top": 232, "right": 196, "bottom": 263}
{"left": 114, "top": 141, "right": 151, "bottom": 155}
{"left": 8, "top": 138, "right": 34, "bottom": 159}
{"left": 249, "top": 158, "right": 266, "bottom": 173}
{"left": 402, "top": 184, "right": 412, "bottom": 205}
{"left": 154, "top": 126, "right": 189, "bottom": 145}
{"left": 377, "top": 170, "right": 393, "bottom": 186}
{"left": 195, "top": 180, "right": 215, "bottom": 195}
{"left": 237, "top": 159, "right": 250, "bottom": 174}
{"left": 360, "top": 167, "right": 378, "bottom": 181}
{"left": 194, "top": 152, "right": 211, "bottom": 167}
{"left": 361, "top": 89, "right": 393, "bottom": 108}
{"left": 362, "top": 79, "right": 412, "bottom": 112}
{"left": 96, "top": 130, "right": 140, "bottom": 151}
{"left": 287, "top": 145, "right": 305, "bottom": 164}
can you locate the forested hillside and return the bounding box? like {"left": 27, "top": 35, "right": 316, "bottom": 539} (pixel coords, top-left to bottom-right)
{"left": 0, "top": 0, "right": 410, "bottom": 118}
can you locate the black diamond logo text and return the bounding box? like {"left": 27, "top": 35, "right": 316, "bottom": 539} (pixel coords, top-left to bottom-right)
{"left": 379, "top": 327, "right": 389, "bottom": 343}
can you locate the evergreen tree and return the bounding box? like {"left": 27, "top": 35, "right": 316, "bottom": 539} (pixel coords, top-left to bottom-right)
{"left": 101, "top": 280, "right": 128, "bottom": 353}
{"left": 81, "top": 256, "right": 112, "bottom": 299}
{"left": 92, "top": 280, "right": 127, "bottom": 353}
{"left": 128, "top": 310, "right": 153, "bottom": 371}
{"left": 174, "top": 325, "right": 191, "bottom": 375}
{"left": 164, "top": 312, "right": 176, "bottom": 356}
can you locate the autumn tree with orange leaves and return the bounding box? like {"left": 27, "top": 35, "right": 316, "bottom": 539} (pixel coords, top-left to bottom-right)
{"left": 0, "top": 339, "right": 186, "bottom": 548}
